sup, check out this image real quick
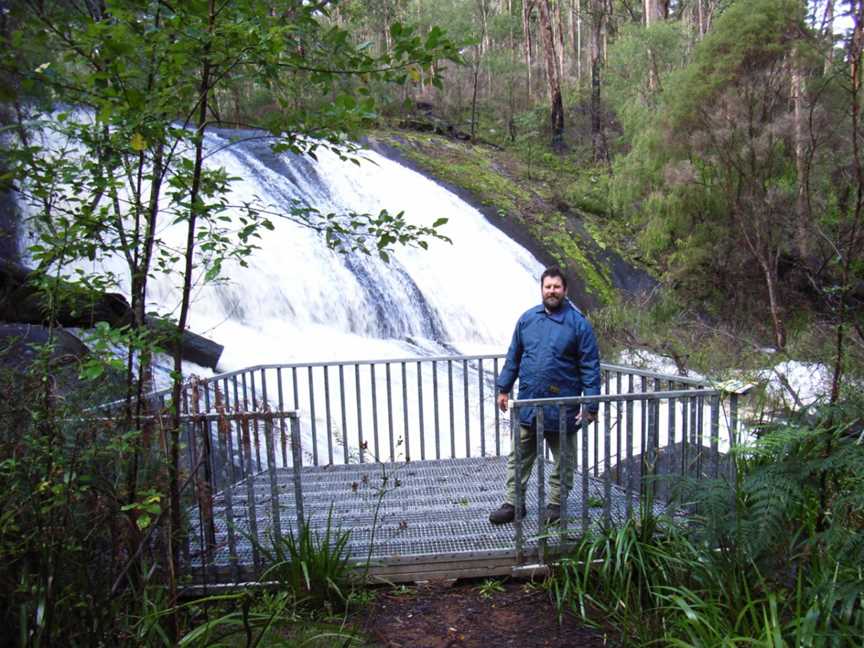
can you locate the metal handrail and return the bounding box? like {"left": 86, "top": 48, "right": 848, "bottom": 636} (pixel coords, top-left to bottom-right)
{"left": 164, "top": 356, "right": 742, "bottom": 585}
{"left": 113, "top": 356, "right": 711, "bottom": 405}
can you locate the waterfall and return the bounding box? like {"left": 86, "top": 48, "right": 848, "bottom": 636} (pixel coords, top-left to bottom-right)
{"left": 16, "top": 120, "right": 544, "bottom": 374}
{"left": 198, "top": 131, "right": 542, "bottom": 368}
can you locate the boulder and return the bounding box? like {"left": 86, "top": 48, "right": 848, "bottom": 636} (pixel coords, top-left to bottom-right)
{"left": 602, "top": 441, "right": 731, "bottom": 503}
{"left": 1, "top": 258, "right": 133, "bottom": 327}
{"left": 1, "top": 259, "right": 223, "bottom": 369}
{"left": 0, "top": 323, "right": 89, "bottom": 372}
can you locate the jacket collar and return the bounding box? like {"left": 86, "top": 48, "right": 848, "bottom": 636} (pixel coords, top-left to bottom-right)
{"left": 535, "top": 303, "right": 566, "bottom": 323}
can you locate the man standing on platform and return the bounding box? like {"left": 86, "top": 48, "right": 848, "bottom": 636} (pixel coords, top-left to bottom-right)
{"left": 489, "top": 266, "right": 601, "bottom": 525}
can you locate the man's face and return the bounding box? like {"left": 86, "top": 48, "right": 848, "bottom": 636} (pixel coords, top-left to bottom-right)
{"left": 542, "top": 276, "right": 566, "bottom": 311}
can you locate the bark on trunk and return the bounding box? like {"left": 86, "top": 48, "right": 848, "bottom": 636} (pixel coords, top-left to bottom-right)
{"left": 590, "top": 0, "right": 607, "bottom": 162}
{"left": 572, "top": 0, "right": 582, "bottom": 82}
{"left": 761, "top": 258, "right": 787, "bottom": 350}
{"left": 823, "top": 0, "right": 835, "bottom": 74}
{"left": 791, "top": 52, "right": 810, "bottom": 264}
{"left": 555, "top": 0, "right": 566, "bottom": 79}
{"left": 538, "top": 0, "right": 565, "bottom": 150}
{"left": 644, "top": 0, "right": 660, "bottom": 26}
{"left": 523, "top": 0, "right": 535, "bottom": 99}
{"left": 169, "top": 0, "right": 215, "bottom": 623}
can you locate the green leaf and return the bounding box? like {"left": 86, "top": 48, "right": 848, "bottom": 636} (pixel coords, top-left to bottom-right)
{"left": 130, "top": 132, "right": 147, "bottom": 151}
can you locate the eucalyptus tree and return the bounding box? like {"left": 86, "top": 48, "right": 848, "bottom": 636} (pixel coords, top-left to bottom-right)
{"left": 1, "top": 0, "right": 458, "bottom": 638}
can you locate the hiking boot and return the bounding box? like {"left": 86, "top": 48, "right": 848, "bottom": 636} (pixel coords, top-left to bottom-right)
{"left": 542, "top": 504, "right": 561, "bottom": 525}
{"left": 488, "top": 502, "right": 527, "bottom": 525}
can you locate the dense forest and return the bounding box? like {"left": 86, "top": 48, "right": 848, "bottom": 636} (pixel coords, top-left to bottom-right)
{"left": 1, "top": 1, "right": 863, "bottom": 646}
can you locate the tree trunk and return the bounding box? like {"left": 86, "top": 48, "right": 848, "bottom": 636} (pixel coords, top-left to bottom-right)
{"left": 572, "top": 0, "right": 582, "bottom": 83}
{"left": 644, "top": 0, "right": 665, "bottom": 93}
{"left": 762, "top": 257, "right": 787, "bottom": 350}
{"left": 791, "top": 51, "right": 810, "bottom": 264}
{"left": 538, "top": 0, "right": 565, "bottom": 150}
{"left": 590, "top": 0, "right": 607, "bottom": 162}
{"left": 831, "top": 0, "right": 864, "bottom": 401}
{"left": 523, "top": 0, "right": 534, "bottom": 100}
{"left": 644, "top": 0, "right": 661, "bottom": 26}
{"left": 555, "top": 0, "right": 566, "bottom": 80}
{"left": 169, "top": 0, "right": 215, "bottom": 627}
{"left": 823, "top": 0, "right": 835, "bottom": 74}
{"left": 508, "top": 0, "right": 516, "bottom": 137}
{"left": 470, "top": 52, "right": 480, "bottom": 140}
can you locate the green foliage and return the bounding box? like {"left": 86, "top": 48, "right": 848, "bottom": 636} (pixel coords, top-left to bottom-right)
{"left": 259, "top": 507, "right": 355, "bottom": 613}
{"left": 665, "top": 0, "right": 805, "bottom": 129}
{"left": 560, "top": 167, "right": 611, "bottom": 217}
{"left": 548, "top": 399, "right": 864, "bottom": 647}
{"left": 135, "top": 588, "right": 366, "bottom": 647}
{"left": 0, "top": 344, "right": 152, "bottom": 645}
{"left": 476, "top": 578, "right": 506, "bottom": 599}
{"left": 605, "top": 21, "right": 688, "bottom": 137}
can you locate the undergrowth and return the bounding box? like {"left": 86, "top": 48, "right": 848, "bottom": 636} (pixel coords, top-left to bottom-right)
{"left": 547, "top": 400, "right": 864, "bottom": 647}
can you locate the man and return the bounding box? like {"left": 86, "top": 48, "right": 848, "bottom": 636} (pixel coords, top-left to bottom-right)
{"left": 489, "top": 266, "right": 601, "bottom": 525}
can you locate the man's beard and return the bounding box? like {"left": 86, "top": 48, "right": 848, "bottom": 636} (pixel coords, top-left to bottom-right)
{"left": 543, "top": 295, "right": 563, "bottom": 310}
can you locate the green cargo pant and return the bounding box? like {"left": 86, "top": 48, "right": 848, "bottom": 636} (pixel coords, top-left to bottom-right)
{"left": 505, "top": 424, "right": 577, "bottom": 507}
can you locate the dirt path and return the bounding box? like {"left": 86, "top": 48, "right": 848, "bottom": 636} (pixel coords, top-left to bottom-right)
{"left": 356, "top": 579, "right": 612, "bottom": 648}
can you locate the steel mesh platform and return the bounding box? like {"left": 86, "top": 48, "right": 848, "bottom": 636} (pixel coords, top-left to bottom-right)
{"left": 185, "top": 456, "right": 654, "bottom": 583}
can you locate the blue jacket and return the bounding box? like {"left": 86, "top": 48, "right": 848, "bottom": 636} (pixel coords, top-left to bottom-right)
{"left": 497, "top": 300, "right": 601, "bottom": 433}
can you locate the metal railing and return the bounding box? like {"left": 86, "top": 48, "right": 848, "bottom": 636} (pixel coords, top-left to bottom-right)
{"left": 178, "top": 408, "right": 303, "bottom": 584}
{"left": 509, "top": 388, "right": 740, "bottom": 563}
{"left": 149, "top": 355, "right": 719, "bottom": 469}
{"left": 130, "top": 356, "right": 743, "bottom": 582}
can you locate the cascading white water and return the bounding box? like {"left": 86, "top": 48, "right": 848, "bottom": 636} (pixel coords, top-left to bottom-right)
{"left": 106, "top": 129, "right": 544, "bottom": 369}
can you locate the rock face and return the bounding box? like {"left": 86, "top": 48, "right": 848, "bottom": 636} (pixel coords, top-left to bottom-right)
{"left": 0, "top": 186, "right": 18, "bottom": 264}
{"left": 603, "top": 442, "right": 731, "bottom": 503}
{"left": 0, "top": 323, "right": 89, "bottom": 371}
{"left": 0, "top": 323, "right": 95, "bottom": 399}
{"left": 1, "top": 258, "right": 134, "bottom": 328}
{"left": 0, "top": 259, "right": 224, "bottom": 369}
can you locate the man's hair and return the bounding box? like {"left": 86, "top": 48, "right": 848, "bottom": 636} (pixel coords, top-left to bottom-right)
{"left": 540, "top": 266, "right": 567, "bottom": 289}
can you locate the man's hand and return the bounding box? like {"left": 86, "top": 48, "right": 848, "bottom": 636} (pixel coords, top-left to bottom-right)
{"left": 497, "top": 392, "right": 509, "bottom": 412}
{"left": 575, "top": 410, "right": 597, "bottom": 426}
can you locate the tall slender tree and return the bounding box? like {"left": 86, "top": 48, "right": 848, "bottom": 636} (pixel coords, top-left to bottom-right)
{"left": 538, "top": 0, "right": 566, "bottom": 148}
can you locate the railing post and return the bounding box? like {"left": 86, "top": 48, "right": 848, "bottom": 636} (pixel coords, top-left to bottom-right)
{"left": 385, "top": 363, "right": 395, "bottom": 463}
{"left": 417, "top": 361, "right": 425, "bottom": 461}
{"left": 191, "top": 380, "right": 217, "bottom": 564}
{"left": 479, "top": 359, "right": 486, "bottom": 457}
{"left": 710, "top": 394, "right": 720, "bottom": 478}
{"left": 433, "top": 361, "right": 441, "bottom": 460}
{"left": 581, "top": 412, "right": 590, "bottom": 535}
{"left": 512, "top": 406, "right": 524, "bottom": 564}
{"left": 214, "top": 392, "right": 240, "bottom": 581}
{"left": 644, "top": 393, "right": 656, "bottom": 504}
{"left": 277, "top": 368, "right": 288, "bottom": 467}
{"left": 536, "top": 408, "right": 546, "bottom": 564}
{"left": 463, "top": 359, "right": 470, "bottom": 458}
{"left": 290, "top": 414, "right": 305, "bottom": 529}
{"left": 308, "top": 366, "right": 318, "bottom": 466}
{"left": 603, "top": 397, "right": 611, "bottom": 526}
{"left": 324, "top": 366, "right": 334, "bottom": 465}
{"left": 371, "top": 364, "right": 380, "bottom": 461}
{"left": 558, "top": 405, "right": 569, "bottom": 546}
{"left": 729, "top": 392, "right": 739, "bottom": 483}
{"left": 264, "top": 411, "right": 282, "bottom": 544}
{"left": 241, "top": 415, "right": 261, "bottom": 573}
{"left": 626, "top": 374, "right": 634, "bottom": 518}
{"left": 493, "top": 358, "right": 501, "bottom": 457}
{"left": 339, "top": 364, "right": 349, "bottom": 464}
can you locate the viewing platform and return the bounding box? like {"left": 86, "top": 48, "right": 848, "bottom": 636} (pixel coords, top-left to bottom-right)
{"left": 144, "top": 355, "right": 745, "bottom": 589}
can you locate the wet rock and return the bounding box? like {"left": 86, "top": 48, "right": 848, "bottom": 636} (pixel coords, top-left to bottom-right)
{"left": 1, "top": 259, "right": 223, "bottom": 369}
